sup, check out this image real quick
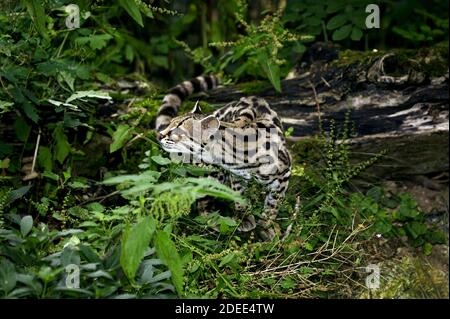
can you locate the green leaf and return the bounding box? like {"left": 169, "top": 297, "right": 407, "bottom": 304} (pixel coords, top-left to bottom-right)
{"left": 350, "top": 27, "right": 363, "bottom": 41}
{"left": 423, "top": 242, "right": 433, "bottom": 255}
{"left": 326, "top": 14, "right": 348, "bottom": 30}
{"left": 6, "top": 185, "right": 31, "bottom": 205}
{"left": 0, "top": 258, "right": 17, "bottom": 293}
{"left": 125, "top": 44, "right": 134, "bottom": 62}
{"left": 405, "top": 221, "right": 427, "bottom": 239}
{"left": 53, "top": 126, "right": 70, "bottom": 164}
{"left": 152, "top": 56, "right": 169, "bottom": 69}
{"left": 0, "top": 100, "right": 14, "bottom": 113}
{"left": 120, "top": 216, "right": 156, "bottom": 281}
{"left": 154, "top": 230, "right": 184, "bottom": 296}
{"left": 37, "top": 146, "right": 52, "bottom": 172}
{"left": 42, "top": 171, "right": 59, "bottom": 181}
{"left": 219, "top": 252, "right": 236, "bottom": 267}
{"left": 304, "top": 16, "right": 322, "bottom": 26}
{"left": 79, "top": 244, "right": 101, "bottom": 263}
{"left": 281, "top": 277, "right": 296, "bottom": 289}
{"left": 66, "top": 90, "right": 111, "bottom": 103}
{"left": 0, "top": 158, "right": 9, "bottom": 169}
{"left": 326, "top": 1, "right": 346, "bottom": 14}
{"left": 121, "top": 183, "right": 155, "bottom": 196}
{"left": 22, "top": 102, "right": 39, "bottom": 123}
{"left": 86, "top": 202, "right": 105, "bottom": 213}
{"left": 24, "top": 0, "right": 48, "bottom": 40}
{"left": 366, "top": 186, "right": 382, "bottom": 202}
{"left": 332, "top": 24, "right": 352, "bottom": 41}
{"left": 110, "top": 124, "right": 132, "bottom": 153}
{"left": 151, "top": 155, "right": 172, "bottom": 166}
{"left": 13, "top": 117, "right": 31, "bottom": 142}
{"left": 118, "top": 0, "right": 144, "bottom": 27}
{"left": 101, "top": 171, "right": 161, "bottom": 185}
{"left": 425, "top": 229, "right": 446, "bottom": 245}
{"left": 75, "top": 34, "right": 113, "bottom": 50}
{"left": 58, "top": 71, "right": 75, "bottom": 91}
{"left": 258, "top": 53, "right": 281, "bottom": 93}
{"left": 304, "top": 242, "right": 314, "bottom": 251}
{"left": 20, "top": 216, "right": 33, "bottom": 237}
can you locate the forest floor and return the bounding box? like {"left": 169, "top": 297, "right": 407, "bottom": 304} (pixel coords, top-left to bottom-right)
{"left": 1, "top": 75, "right": 448, "bottom": 299}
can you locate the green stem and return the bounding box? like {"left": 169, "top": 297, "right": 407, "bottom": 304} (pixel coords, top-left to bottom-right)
{"left": 321, "top": 21, "right": 328, "bottom": 43}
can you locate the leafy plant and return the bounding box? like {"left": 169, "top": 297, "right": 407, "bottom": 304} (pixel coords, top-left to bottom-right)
{"left": 208, "top": 1, "right": 308, "bottom": 92}
{"left": 0, "top": 0, "right": 447, "bottom": 300}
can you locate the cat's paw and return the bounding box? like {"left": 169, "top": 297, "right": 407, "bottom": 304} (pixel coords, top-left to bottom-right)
{"left": 257, "top": 222, "right": 280, "bottom": 241}
{"left": 237, "top": 215, "right": 257, "bottom": 232}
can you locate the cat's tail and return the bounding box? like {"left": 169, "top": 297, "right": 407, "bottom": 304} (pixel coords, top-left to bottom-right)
{"left": 155, "top": 74, "right": 220, "bottom": 132}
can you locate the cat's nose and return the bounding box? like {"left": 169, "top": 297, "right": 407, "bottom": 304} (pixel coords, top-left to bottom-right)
{"left": 156, "top": 132, "right": 162, "bottom": 141}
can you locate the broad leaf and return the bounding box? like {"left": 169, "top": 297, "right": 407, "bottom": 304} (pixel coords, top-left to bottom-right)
{"left": 326, "top": 13, "right": 348, "bottom": 30}
{"left": 151, "top": 155, "right": 172, "bottom": 166}
{"left": 332, "top": 24, "right": 353, "bottom": 41}
{"left": 154, "top": 230, "right": 184, "bottom": 296}
{"left": 13, "top": 117, "right": 31, "bottom": 142}
{"left": 258, "top": 53, "right": 281, "bottom": 93}
{"left": 350, "top": 27, "right": 363, "bottom": 41}
{"left": 101, "top": 171, "right": 161, "bottom": 185}
{"left": 53, "top": 125, "right": 70, "bottom": 164}
{"left": 118, "top": 0, "right": 144, "bottom": 27}
{"left": 0, "top": 258, "right": 17, "bottom": 293}
{"left": 37, "top": 146, "right": 53, "bottom": 172}
{"left": 20, "top": 216, "right": 33, "bottom": 237}
{"left": 110, "top": 124, "right": 132, "bottom": 153}
{"left": 6, "top": 185, "right": 32, "bottom": 205}
{"left": 120, "top": 216, "right": 156, "bottom": 281}
{"left": 66, "top": 90, "right": 111, "bottom": 103}
{"left": 24, "top": 0, "right": 48, "bottom": 40}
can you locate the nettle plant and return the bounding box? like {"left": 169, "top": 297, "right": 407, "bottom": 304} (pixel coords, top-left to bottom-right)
{"left": 209, "top": 1, "right": 304, "bottom": 92}
{"left": 180, "top": 0, "right": 313, "bottom": 92}
{"left": 97, "top": 148, "right": 244, "bottom": 296}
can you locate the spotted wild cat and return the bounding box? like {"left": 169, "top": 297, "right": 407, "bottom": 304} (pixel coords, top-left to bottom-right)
{"left": 155, "top": 75, "right": 291, "bottom": 240}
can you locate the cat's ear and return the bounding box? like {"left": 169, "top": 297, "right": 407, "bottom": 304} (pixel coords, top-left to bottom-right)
{"left": 191, "top": 100, "right": 202, "bottom": 114}
{"left": 200, "top": 115, "right": 219, "bottom": 138}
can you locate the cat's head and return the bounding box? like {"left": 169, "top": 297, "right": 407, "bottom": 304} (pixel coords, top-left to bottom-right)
{"left": 157, "top": 103, "right": 220, "bottom": 155}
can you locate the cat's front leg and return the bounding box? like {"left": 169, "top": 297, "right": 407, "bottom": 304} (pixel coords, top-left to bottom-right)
{"left": 258, "top": 179, "right": 289, "bottom": 241}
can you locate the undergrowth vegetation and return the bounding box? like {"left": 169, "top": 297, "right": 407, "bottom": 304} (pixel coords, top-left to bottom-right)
{"left": 0, "top": 0, "right": 447, "bottom": 299}
{"left": 1, "top": 105, "right": 445, "bottom": 298}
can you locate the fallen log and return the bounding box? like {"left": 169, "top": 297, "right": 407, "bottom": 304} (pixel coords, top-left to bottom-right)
{"left": 204, "top": 44, "right": 449, "bottom": 179}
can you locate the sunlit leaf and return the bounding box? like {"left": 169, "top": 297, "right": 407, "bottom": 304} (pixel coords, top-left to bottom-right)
{"left": 120, "top": 216, "right": 156, "bottom": 281}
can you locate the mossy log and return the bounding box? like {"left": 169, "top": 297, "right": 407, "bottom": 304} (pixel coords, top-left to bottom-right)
{"left": 204, "top": 44, "right": 449, "bottom": 179}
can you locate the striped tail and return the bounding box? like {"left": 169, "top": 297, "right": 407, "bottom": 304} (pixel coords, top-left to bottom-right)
{"left": 155, "top": 75, "right": 220, "bottom": 132}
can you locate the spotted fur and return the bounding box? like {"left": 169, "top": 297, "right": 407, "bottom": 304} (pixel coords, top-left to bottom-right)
{"left": 155, "top": 75, "right": 291, "bottom": 241}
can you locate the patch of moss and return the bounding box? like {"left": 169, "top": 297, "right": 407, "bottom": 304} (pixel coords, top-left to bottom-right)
{"left": 335, "top": 49, "right": 383, "bottom": 67}
{"left": 288, "top": 136, "right": 326, "bottom": 165}
{"left": 334, "top": 44, "right": 449, "bottom": 78}
{"left": 236, "top": 80, "right": 272, "bottom": 95}
{"left": 134, "top": 97, "right": 162, "bottom": 120}
{"left": 108, "top": 92, "right": 137, "bottom": 101}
